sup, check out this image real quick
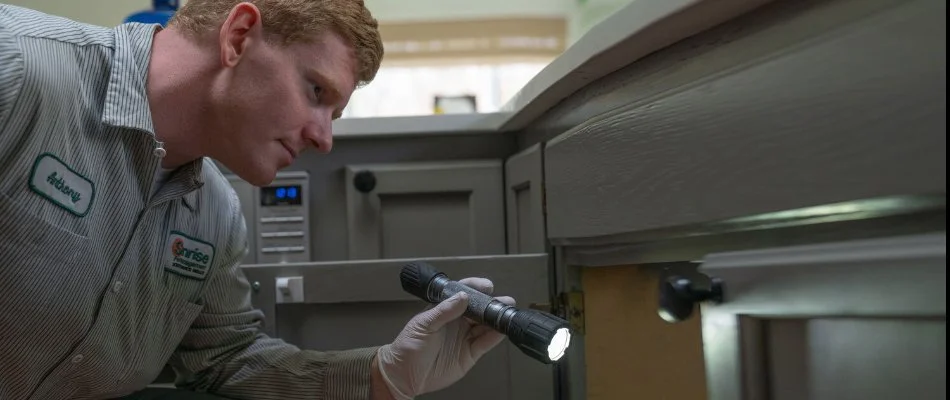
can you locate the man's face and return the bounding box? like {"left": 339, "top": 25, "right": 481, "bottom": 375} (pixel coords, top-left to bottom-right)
{"left": 208, "top": 12, "right": 356, "bottom": 186}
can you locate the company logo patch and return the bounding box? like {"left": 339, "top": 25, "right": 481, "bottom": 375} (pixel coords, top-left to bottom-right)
{"left": 166, "top": 231, "right": 216, "bottom": 280}
{"left": 28, "top": 153, "right": 95, "bottom": 217}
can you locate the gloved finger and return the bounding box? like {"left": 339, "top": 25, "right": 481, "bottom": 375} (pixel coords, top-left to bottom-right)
{"left": 469, "top": 324, "right": 493, "bottom": 338}
{"left": 458, "top": 277, "right": 493, "bottom": 295}
{"left": 417, "top": 292, "right": 470, "bottom": 332}
{"left": 493, "top": 296, "right": 516, "bottom": 307}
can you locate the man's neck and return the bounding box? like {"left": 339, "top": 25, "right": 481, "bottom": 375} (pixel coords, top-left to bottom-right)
{"left": 146, "top": 27, "right": 217, "bottom": 170}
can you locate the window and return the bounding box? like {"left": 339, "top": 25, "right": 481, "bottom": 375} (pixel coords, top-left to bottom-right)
{"left": 343, "top": 61, "right": 551, "bottom": 118}
{"left": 342, "top": 17, "right": 565, "bottom": 118}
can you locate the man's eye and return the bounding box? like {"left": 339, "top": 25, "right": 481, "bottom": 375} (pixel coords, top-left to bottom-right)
{"left": 313, "top": 85, "right": 323, "bottom": 98}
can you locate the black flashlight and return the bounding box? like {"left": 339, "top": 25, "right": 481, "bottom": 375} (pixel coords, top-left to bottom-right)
{"left": 399, "top": 261, "right": 572, "bottom": 364}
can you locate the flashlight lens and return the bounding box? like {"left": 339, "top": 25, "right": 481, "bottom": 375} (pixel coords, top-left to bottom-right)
{"left": 547, "top": 327, "right": 571, "bottom": 361}
{"left": 657, "top": 308, "right": 679, "bottom": 323}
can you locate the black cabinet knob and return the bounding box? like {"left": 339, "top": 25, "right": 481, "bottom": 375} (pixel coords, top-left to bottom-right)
{"left": 657, "top": 275, "right": 724, "bottom": 323}
{"left": 353, "top": 170, "right": 377, "bottom": 193}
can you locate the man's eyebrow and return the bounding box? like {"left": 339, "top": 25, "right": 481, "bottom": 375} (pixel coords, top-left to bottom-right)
{"left": 310, "top": 69, "right": 343, "bottom": 100}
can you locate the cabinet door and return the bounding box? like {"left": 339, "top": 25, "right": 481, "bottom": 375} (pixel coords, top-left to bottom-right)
{"left": 505, "top": 144, "right": 547, "bottom": 254}
{"left": 344, "top": 160, "right": 506, "bottom": 260}
{"left": 696, "top": 233, "right": 946, "bottom": 400}
{"left": 241, "top": 254, "right": 557, "bottom": 400}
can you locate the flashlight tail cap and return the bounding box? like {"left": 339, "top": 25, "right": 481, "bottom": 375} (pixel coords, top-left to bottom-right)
{"left": 400, "top": 262, "right": 444, "bottom": 302}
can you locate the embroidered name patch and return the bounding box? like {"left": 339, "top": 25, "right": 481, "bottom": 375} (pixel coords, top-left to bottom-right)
{"left": 166, "top": 231, "right": 216, "bottom": 280}
{"left": 29, "top": 153, "right": 95, "bottom": 217}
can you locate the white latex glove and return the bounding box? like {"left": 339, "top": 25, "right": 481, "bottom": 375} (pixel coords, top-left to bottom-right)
{"left": 376, "top": 277, "right": 515, "bottom": 400}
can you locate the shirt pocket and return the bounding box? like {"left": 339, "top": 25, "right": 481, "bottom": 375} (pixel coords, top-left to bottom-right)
{"left": 0, "top": 190, "right": 89, "bottom": 265}
{"left": 0, "top": 191, "right": 90, "bottom": 300}
{"left": 0, "top": 191, "right": 92, "bottom": 347}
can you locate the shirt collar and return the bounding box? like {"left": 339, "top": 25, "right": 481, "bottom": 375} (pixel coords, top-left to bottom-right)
{"left": 101, "top": 22, "right": 160, "bottom": 136}
{"left": 101, "top": 23, "right": 207, "bottom": 192}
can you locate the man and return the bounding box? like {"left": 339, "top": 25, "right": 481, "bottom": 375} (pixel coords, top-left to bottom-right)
{"left": 0, "top": 1, "right": 514, "bottom": 400}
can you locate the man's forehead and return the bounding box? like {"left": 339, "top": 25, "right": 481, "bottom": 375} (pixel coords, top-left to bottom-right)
{"left": 295, "top": 32, "right": 358, "bottom": 93}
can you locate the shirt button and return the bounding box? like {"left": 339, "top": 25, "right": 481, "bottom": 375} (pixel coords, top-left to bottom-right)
{"left": 72, "top": 354, "right": 84, "bottom": 364}
{"left": 112, "top": 281, "right": 123, "bottom": 293}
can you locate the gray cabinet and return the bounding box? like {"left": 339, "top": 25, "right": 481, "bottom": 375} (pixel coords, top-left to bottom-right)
{"left": 344, "top": 160, "right": 506, "bottom": 260}
{"left": 697, "top": 233, "right": 946, "bottom": 400}
{"left": 241, "top": 254, "right": 557, "bottom": 400}
{"left": 504, "top": 144, "right": 547, "bottom": 254}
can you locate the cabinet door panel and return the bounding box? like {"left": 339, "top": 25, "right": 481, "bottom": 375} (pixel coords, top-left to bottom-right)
{"left": 505, "top": 144, "right": 547, "bottom": 254}
{"left": 697, "top": 233, "right": 946, "bottom": 400}
{"left": 345, "top": 160, "right": 506, "bottom": 260}
{"left": 241, "top": 254, "right": 557, "bottom": 400}
{"left": 766, "top": 318, "right": 945, "bottom": 400}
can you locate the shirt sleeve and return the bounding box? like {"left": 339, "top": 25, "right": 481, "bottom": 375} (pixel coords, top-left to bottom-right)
{"left": 168, "top": 188, "right": 379, "bottom": 400}
{"left": 0, "top": 8, "right": 26, "bottom": 133}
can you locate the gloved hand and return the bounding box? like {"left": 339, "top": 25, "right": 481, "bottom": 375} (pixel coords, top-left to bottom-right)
{"left": 376, "top": 277, "right": 515, "bottom": 400}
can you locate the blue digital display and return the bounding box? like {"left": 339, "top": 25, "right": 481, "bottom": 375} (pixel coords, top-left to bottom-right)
{"left": 261, "top": 185, "right": 302, "bottom": 206}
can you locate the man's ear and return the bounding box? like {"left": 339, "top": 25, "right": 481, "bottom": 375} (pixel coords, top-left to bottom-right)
{"left": 218, "top": 2, "right": 263, "bottom": 67}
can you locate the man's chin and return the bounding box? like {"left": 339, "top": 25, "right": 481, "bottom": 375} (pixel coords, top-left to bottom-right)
{"left": 227, "top": 164, "right": 277, "bottom": 187}
{"left": 245, "top": 170, "right": 277, "bottom": 187}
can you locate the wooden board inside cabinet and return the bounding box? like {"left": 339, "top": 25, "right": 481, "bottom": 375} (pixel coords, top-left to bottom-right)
{"left": 583, "top": 265, "right": 708, "bottom": 400}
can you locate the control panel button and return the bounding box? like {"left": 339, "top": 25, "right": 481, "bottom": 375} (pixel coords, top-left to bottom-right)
{"left": 260, "top": 231, "right": 305, "bottom": 238}
{"left": 253, "top": 172, "right": 311, "bottom": 264}
{"left": 261, "top": 246, "right": 307, "bottom": 254}
{"left": 260, "top": 216, "right": 304, "bottom": 223}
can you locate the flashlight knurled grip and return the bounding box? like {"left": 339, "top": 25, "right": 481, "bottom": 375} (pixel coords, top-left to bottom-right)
{"left": 400, "top": 262, "right": 507, "bottom": 327}
{"left": 431, "top": 280, "right": 496, "bottom": 324}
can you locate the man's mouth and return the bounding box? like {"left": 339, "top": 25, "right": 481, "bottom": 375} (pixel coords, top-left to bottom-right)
{"left": 280, "top": 141, "right": 298, "bottom": 159}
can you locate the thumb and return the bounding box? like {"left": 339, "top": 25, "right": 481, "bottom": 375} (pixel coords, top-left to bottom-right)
{"left": 417, "top": 292, "right": 470, "bottom": 332}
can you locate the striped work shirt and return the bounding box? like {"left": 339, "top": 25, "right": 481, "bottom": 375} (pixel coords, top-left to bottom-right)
{"left": 0, "top": 5, "right": 376, "bottom": 400}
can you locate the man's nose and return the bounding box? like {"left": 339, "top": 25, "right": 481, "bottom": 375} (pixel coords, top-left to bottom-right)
{"left": 306, "top": 124, "right": 333, "bottom": 154}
